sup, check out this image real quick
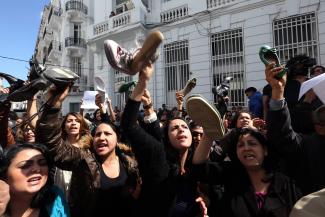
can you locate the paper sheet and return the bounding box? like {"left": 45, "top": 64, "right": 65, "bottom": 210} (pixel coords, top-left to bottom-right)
{"left": 80, "top": 91, "right": 99, "bottom": 109}
{"left": 299, "top": 73, "right": 325, "bottom": 104}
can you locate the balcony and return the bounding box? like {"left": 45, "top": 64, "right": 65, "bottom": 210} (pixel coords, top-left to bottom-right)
{"left": 206, "top": 0, "right": 238, "bottom": 9}
{"left": 65, "top": 0, "right": 88, "bottom": 22}
{"left": 113, "top": 11, "right": 131, "bottom": 28}
{"left": 91, "top": 5, "right": 148, "bottom": 38}
{"left": 65, "top": 37, "right": 86, "bottom": 57}
{"left": 160, "top": 5, "right": 188, "bottom": 23}
{"left": 48, "top": 6, "right": 62, "bottom": 30}
{"left": 93, "top": 20, "right": 110, "bottom": 36}
{"left": 48, "top": 40, "right": 62, "bottom": 62}
{"left": 65, "top": 37, "right": 86, "bottom": 48}
{"left": 66, "top": 0, "right": 88, "bottom": 14}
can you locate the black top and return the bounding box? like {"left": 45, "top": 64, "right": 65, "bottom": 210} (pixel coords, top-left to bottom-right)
{"left": 95, "top": 160, "right": 135, "bottom": 217}
{"left": 268, "top": 104, "right": 325, "bottom": 195}
{"left": 191, "top": 162, "right": 302, "bottom": 217}
{"left": 121, "top": 98, "right": 199, "bottom": 217}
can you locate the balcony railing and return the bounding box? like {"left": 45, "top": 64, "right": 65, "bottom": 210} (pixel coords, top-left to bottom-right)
{"left": 207, "top": 0, "right": 237, "bottom": 9}
{"left": 48, "top": 40, "right": 62, "bottom": 56}
{"left": 48, "top": 6, "right": 62, "bottom": 23}
{"left": 66, "top": 0, "right": 88, "bottom": 15}
{"left": 93, "top": 20, "right": 109, "bottom": 35}
{"left": 113, "top": 11, "right": 131, "bottom": 28}
{"left": 65, "top": 37, "right": 86, "bottom": 48}
{"left": 160, "top": 5, "right": 188, "bottom": 23}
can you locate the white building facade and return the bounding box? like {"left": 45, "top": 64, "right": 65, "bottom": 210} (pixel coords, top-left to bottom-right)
{"left": 36, "top": 0, "right": 325, "bottom": 114}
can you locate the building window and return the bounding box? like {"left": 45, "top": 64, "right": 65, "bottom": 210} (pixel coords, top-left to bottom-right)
{"left": 273, "top": 12, "right": 318, "bottom": 63}
{"left": 211, "top": 28, "right": 245, "bottom": 107}
{"left": 69, "top": 102, "right": 80, "bottom": 112}
{"left": 74, "top": 24, "right": 81, "bottom": 40}
{"left": 164, "top": 40, "right": 189, "bottom": 107}
{"left": 72, "top": 57, "right": 82, "bottom": 77}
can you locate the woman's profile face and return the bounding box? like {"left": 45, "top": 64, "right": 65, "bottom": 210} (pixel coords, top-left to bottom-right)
{"left": 6, "top": 149, "right": 49, "bottom": 196}
{"left": 236, "top": 134, "right": 267, "bottom": 170}
{"left": 168, "top": 119, "right": 192, "bottom": 151}
{"left": 236, "top": 112, "right": 253, "bottom": 128}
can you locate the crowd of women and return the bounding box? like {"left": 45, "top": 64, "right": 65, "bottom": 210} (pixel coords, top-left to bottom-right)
{"left": 0, "top": 58, "right": 324, "bottom": 217}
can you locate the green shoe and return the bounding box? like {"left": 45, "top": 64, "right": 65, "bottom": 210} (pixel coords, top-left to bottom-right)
{"left": 118, "top": 81, "right": 137, "bottom": 93}
{"left": 259, "top": 45, "right": 287, "bottom": 79}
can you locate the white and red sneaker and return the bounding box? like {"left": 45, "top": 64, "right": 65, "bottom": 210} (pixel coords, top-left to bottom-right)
{"left": 104, "top": 30, "right": 164, "bottom": 75}
{"left": 104, "top": 39, "right": 135, "bottom": 74}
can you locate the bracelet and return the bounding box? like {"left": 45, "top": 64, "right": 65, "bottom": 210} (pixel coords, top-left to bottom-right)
{"left": 143, "top": 103, "right": 152, "bottom": 109}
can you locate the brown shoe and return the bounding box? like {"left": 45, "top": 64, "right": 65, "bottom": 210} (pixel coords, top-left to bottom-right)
{"left": 179, "top": 78, "right": 196, "bottom": 97}
{"left": 131, "top": 30, "right": 164, "bottom": 72}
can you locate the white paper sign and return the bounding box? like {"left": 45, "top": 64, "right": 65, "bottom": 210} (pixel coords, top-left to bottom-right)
{"left": 80, "top": 91, "right": 99, "bottom": 109}
{"left": 299, "top": 73, "right": 325, "bottom": 104}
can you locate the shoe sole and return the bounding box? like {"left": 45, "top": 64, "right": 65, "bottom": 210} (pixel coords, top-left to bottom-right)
{"left": 43, "top": 67, "right": 79, "bottom": 88}
{"left": 131, "top": 31, "right": 164, "bottom": 72}
{"left": 7, "top": 86, "right": 39, "bottom": 102}
{"left": 179, "top": 78, "right": 197, "bottom": 96}
{"left": 186, "top": 95, "right": 225, "bottom": 140}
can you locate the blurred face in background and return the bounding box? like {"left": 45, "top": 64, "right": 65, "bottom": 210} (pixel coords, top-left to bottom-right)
{"left": 191, "top": 126, "right": 203, "bottom": 148}
{"left": 23, "top": 126, "right": 35, "bottom": 143}
{"left": 236, "top": 112, "right": 253, "bottom": 129}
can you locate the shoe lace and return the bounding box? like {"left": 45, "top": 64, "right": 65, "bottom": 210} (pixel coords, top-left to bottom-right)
{"left": 118, "top": 47, "right": 137, "bottom": 67}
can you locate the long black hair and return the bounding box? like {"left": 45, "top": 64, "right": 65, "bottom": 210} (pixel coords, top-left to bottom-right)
{"left": 0, "top": 143, "right": 55, "bottom": 209}
{"left": 163, "top": 117, "right": 193, "bottom": 174}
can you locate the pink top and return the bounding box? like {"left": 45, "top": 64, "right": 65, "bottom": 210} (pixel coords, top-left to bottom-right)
{"left": 255, "top": 191, "right": 267, "bottom": 210}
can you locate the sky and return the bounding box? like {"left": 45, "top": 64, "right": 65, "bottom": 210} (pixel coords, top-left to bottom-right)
{"left": 0, "top": 0, "right": 50, "bottom": 86}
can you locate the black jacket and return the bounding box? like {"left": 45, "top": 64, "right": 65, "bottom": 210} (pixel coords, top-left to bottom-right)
{"left": 121, "top": 99, "right": 199, "bottom": 217}
{"left": 267, "top": 104, "right": 325, "bottom": 194}
{"left": 191, "top": 162, "right": 301, "bottom": 217}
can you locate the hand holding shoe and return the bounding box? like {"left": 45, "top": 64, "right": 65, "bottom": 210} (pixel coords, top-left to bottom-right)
{"left": 265, "top": 63, "right": 286, "bottom": 100}
{"left": 46, "top": 84, "right": 71, "bottom": 108}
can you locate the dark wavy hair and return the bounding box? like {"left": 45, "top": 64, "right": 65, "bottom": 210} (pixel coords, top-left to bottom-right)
{"left": 0, "top": 143, "right": 55, "bottom": 210}
{"left": 61, "top": 112, "right": 92, "bottom": 148}
{"left": 163, "top": 117, "right": 193, "bottom": 174}
{"left": 227, "top": 128, "right": 277, "bottom": 174}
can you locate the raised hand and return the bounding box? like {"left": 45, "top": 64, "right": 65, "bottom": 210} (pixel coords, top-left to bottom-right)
{"left": 46, "top": 84, "right": 71, "bottom": 108}
{"left": 0, "top": 180, "right": 10, "bottom": 215}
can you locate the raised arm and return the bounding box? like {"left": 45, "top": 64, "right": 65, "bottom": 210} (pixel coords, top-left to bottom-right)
{"left": 36, "top": 85, "right": 86, "bottom": 170}
{"left": 26, "top": 95, "right": 38, "bottom": 129}
{"left": 141, "top": 89, "right": 162, "bottom": 141}
{"left": 106, "top": 97, "right": 116, "bottom": 123}
{"left": 121, "top": 64, "right": 168, "bottom": 186}
{"left": 175, "top": 91, "right": 184, "bottom": 118}
{"left": 265, "top": 63, "right": 303, "bottom": 154}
